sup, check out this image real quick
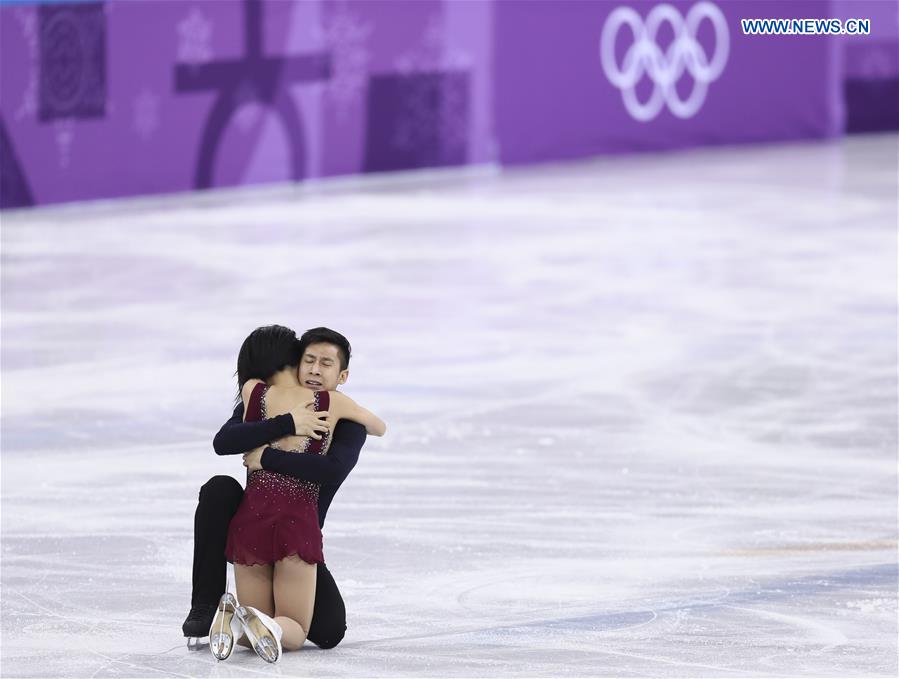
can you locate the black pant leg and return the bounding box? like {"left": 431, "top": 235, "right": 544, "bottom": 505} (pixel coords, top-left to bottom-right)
{"left": 306, "top": 562, "right": 347, "bottom": 649}
{"left": 191, "top": 475, "right": 243, "bottom": 607}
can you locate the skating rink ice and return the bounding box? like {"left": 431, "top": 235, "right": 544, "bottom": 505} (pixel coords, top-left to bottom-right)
{"left": 2, "top": 135, "right": 897, "bottom": 677}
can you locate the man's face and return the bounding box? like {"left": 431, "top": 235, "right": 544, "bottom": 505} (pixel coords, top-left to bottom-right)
{"left": 299, "top": 342, "right": 348, "bottom": 391}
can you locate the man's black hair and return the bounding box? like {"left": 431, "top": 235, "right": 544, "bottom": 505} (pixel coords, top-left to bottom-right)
{"left": 300, "top": 327, "right": 352, "bottom": 370}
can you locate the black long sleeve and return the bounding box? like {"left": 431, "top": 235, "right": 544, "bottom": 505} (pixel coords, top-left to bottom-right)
{"left": 261, "top": 420, "right": 367, "bottom": 527}
{"left": 260, "top": 420, "right": 365, "bottom": 485}
{"left": 212, "top": 403, "right": 296, "bottom": 455}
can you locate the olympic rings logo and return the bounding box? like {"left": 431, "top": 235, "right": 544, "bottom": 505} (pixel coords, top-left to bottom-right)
{"left": 600, "top": 2, "right": 730, "bottom": 122}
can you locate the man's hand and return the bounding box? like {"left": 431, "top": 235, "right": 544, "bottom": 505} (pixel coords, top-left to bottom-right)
{"left": 243, "top": 445, "right": 265, "bottom": 472}
{"left": 289, "top": 401, "right": 330, "bottom": 440}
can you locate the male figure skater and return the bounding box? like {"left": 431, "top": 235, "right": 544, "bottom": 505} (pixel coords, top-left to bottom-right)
{"left": 182, "top": 326, "right": 366, "bottom": 649}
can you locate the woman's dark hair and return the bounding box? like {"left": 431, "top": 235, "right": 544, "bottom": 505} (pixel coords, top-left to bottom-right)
{"left": 299, "top": 327, "right": 352, "bottom": 370}
{"left": 236, "top": 325, "right": 303, "bottom": 394}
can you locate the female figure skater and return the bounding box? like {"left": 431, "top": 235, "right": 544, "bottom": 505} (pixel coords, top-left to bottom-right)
{"left": 210, "top": 325, "right": 386, "bottom": 662}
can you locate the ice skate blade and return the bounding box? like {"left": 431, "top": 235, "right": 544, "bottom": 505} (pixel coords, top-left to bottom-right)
{"left": 235, "top": 606, "right": 282, "bottom": 664}
{"left": 253, "top": 637, "right": 278, "bottom": 663}
{"left": 209, "top": 593, "right": 242, "bottom": 661}
{"left": 186, "top": 637, "right": 207, "bottom": 651}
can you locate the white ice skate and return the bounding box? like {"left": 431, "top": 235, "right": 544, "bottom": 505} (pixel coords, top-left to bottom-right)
{"left": 236, "top": 605, "right": 283, "bottom": 663}
{"left": 208, "top": 592, "right": 243, "bottom": 661}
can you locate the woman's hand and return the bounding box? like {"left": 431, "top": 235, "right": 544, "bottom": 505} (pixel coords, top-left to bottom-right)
{"left": 289, "top": 401, "right": 330, "bottom": 440}
{"left": 243, "top": 445, "right": 265, "bottom": 472}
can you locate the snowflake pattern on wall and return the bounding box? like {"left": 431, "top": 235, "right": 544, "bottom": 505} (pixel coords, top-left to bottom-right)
{"left": 322, "top": 3, "right": 372, "bottom": 122}
{"left": 389, "top": 12, "right": 471, "bottom": 156}
{"left": 393, "top": 13, "right": 472, "bottom": 75}
{"left": 132, "top": 87, "right": 159, "bottom": 141}
{"left": 39, "top": 2, "right": 106, "bottom": 120}
{"left": 389, "top": 72, "right": 467, "bottom": 158}
{"left": 177, "top": 8, "right": 213, "bottom": 65}
{"left": 54, "top": 117, "right": 73, "bottom": 168}
{"left": 859, "top": 47, "right": 894, "bottom": 79}
{"left": 13, "top": 8, "right": 39, "bottom": 121}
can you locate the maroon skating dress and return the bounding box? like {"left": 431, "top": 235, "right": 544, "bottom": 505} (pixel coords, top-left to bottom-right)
{"left": 225, "top": 383, "right": 330, "bottom": 566}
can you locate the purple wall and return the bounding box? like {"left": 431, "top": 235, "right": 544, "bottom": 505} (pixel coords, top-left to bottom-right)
{"left": 835, "top": 0, "right": 899, "bottom": 133}
{"left": 493, "top": 0, "right": 843, "bottom": 165}
{"left": 0, "top": 0, "right": 890, "bottom": 208}
{"left": 0, "top": 0, "right": 492, "bottom": 207}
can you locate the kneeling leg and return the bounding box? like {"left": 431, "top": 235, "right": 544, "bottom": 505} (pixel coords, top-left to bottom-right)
{"left": 272, "top": 556, "right": 317, "bottom": 651}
